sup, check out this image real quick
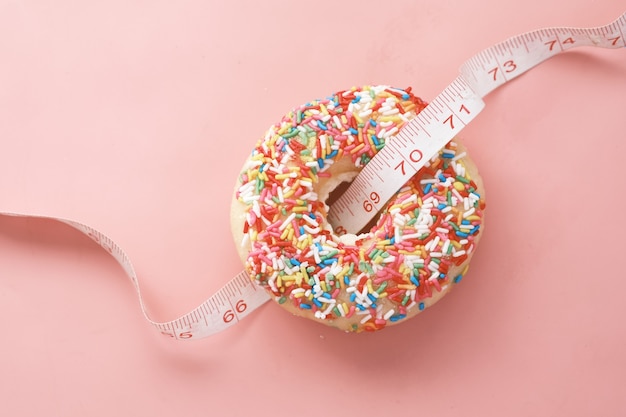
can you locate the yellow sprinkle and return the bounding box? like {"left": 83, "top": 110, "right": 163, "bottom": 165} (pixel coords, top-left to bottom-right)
{"left": 462, "top": 264, "right": 470, "bottom": 275}
{"left": 280, "top": 227, "right": 290, "bottom": 240}
{"left": 397, "top": 284, "right": 417, "bottom": 290}
{"left": 350, "top": 143, "right": 365, "bottom": 154}
{"left": 277, "top": 276, "right": 282, "bottom": 287}
{"left": 292, "top": 206, "right": 308, "bottom": 213}
{"left": 466, "top": 215, "right": 481, "bottom": 221}
{"left": 321, "top": 282, "right": 328, "bottom": 292}
{"left": 275, "top": 173, "right": 294, "bottom": 180}
{"left": 453, "top": 181, "right": 465, "bottom": 191}
{"left": 378, "top": 292, "right": 388, "bottom": 298}
{"left": 367, "top": 279, "right": 374, "bottom": 294}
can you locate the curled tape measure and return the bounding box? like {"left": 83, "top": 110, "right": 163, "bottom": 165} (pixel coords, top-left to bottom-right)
{"left": 3, "top": 12, "right": 625, "bottom": 340}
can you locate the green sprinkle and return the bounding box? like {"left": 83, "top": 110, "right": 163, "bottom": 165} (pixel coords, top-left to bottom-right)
{"left": 456, "top": 175, "right": 470, "bottom": 184}
{"left": 278, "top": 296, "right": 287, "bottom": 304}
{"left": 283, "top": 129, "right": 299, "bottom": 139}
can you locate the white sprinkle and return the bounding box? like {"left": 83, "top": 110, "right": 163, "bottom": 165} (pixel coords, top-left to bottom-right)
{"left": 314, "top": 311, "right": 326, "bottom": 319}
{"left": 452, "top": 151, "right": 467, "bottom": 161}
{"left": 463, "top": 207, "right": 476, "bottom": 218}
{"left": 302, "top": 215, "right": 319, "bottom": 227}
{"left": 332, "top": 115, "right": 342, "bottom": 129}
{"left": 358, "top": 108, "right": 373, "bottom": 118}
{"left": 303, "top": 225, "right": 320, "bottom": 234}
{"left": 441, "top": 239, "right": 450, "bottom": 254}
{"left": 360, "top": 314, "right": 373, "bottom": 324}
{"left": 382, "top": 256, "right": 396, "bottom": 264}
{"left": 279, "top": 213, "right": 296, "bottom": 231}
{"left": 453, "top": 250, "right": 466, "bottom": 258}
{"left": 384, "top": 309, "right": 395, "bottom": 320}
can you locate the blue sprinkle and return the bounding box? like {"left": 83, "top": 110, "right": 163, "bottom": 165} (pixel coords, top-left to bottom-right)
{"left": 328, "top": 150, "right": 338, "bottom": 158}
{"left": 442, "top": 152, "right": 455, "bottom": 159}
{"left": 367, "top": 293, "right": 377, "bottom": 302}
{"left": 349, "top": 127, "right": 359, "bottom": 135}
{"left": 317, "top": 158, "right": 325, "bottom": 168}
{"left": 369, "top": 119, "right": 377, "bottom": 127}
{"left": 401, "top": 93, "right": 410, "bottom": 100}
{"left": 322, "top": 292, "right": 331, "bottom": 299}
{"left": 307, "top": 213, "right": 316, "bottom": 220}
{"left": 472, "top": 192, "right": 481, "bottom": 198}
{"left": 299, "top": 226, "right": 305, "bottom": 235}
{"left": 315, "top": 243, "right": 323, "bottom": 251}
{"left": 371, "top": 135, "right": 380, "bottom": 146}
{"left": 439, "top": 273, "right": 445, "bottom": 279}
{"left": 410, "top": 275, "right": 420, "bottom": 286}
{"left": 313, "top": 299, "right": 322, "bottom": 308}
{"left": 419, "top": 302, "right": 425, "bottom": 311}
{"left": 433, "top": 187, "right": 438, "bottom": 192}
{"left": 300, "top": 303, "right": 312, "bottom": 310}
{"left": 349, "top": 293, "right": 357, "bottom": 302}
{"left": 317, "top": 120, "right": 327, "bottom": 131}
{"left": 437, "top": 203, "right": 447, "bottom": 210}
{"left": 389, "top": 237, "right": 395, "bottom": 244}
{"left": 323, "top": 259, "right": 335, "bottom": 265}
{"left": 352, "top": 96, "right": 361, "bottom": 103}
{"left": 455, "top": 231, "right": 469, "bottom": 238}
{"left": 453, "top": 274, "right": 463, "bottom": 283}
{"left": 389, "top": 314, "right": 407, "bottom": 322}
{"left": 438, "top": 173, "right": 446, "bottom": 182}
{"left": 344, "top": 276, "right": 350, "bottom": 285}
{"left": 424, "top": 183, "right": 432, "bottom": 194}
{"left": 461, "top": 219, "right": 470, "bottom": 225}
{"left": 291, "top": 258, "right": 301, "bottom": 266}
{"left": 470, "top": 225, "right": 481, "bottom": 235}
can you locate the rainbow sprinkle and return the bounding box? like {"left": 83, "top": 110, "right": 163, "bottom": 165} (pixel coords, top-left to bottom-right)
{"left": 236, "top": 85, "right": 485, "bottom": 332}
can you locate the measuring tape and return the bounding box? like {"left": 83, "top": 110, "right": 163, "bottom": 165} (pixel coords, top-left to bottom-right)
{"left": 2, "top": 12, "right": 625, "bottom": 340}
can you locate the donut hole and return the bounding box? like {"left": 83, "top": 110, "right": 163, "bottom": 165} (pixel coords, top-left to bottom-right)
{"left": 326, "top": 178, "right": 381, "bottom": 237}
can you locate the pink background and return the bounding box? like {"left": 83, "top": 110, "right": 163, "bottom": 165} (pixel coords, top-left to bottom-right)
{"left": 1, "top": 1, "right": 625, "bottom": 416}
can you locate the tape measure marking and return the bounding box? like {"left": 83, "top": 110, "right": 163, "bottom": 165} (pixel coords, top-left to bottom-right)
{"left": 2, "top": 12, "right": 624, "bottom": 340}
{"left": 328, "top": 12, "right": 626, "bottom": 234}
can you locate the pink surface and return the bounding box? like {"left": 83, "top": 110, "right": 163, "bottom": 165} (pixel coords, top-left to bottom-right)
{"left": 1, "top": 1, "right": 625, "bottom": 416}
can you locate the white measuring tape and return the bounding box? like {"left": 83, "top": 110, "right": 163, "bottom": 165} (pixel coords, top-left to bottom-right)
{"left": 3, "top": 12, "right": 625, "bottom": 340}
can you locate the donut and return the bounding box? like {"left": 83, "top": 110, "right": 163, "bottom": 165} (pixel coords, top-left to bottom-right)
{"left": 230, "top": 85, "right": 486, "bottom": 332}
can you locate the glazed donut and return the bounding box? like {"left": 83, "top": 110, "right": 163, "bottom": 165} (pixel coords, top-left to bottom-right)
{"left": 230, "top": 85, "right": 486, "bottom": 332}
